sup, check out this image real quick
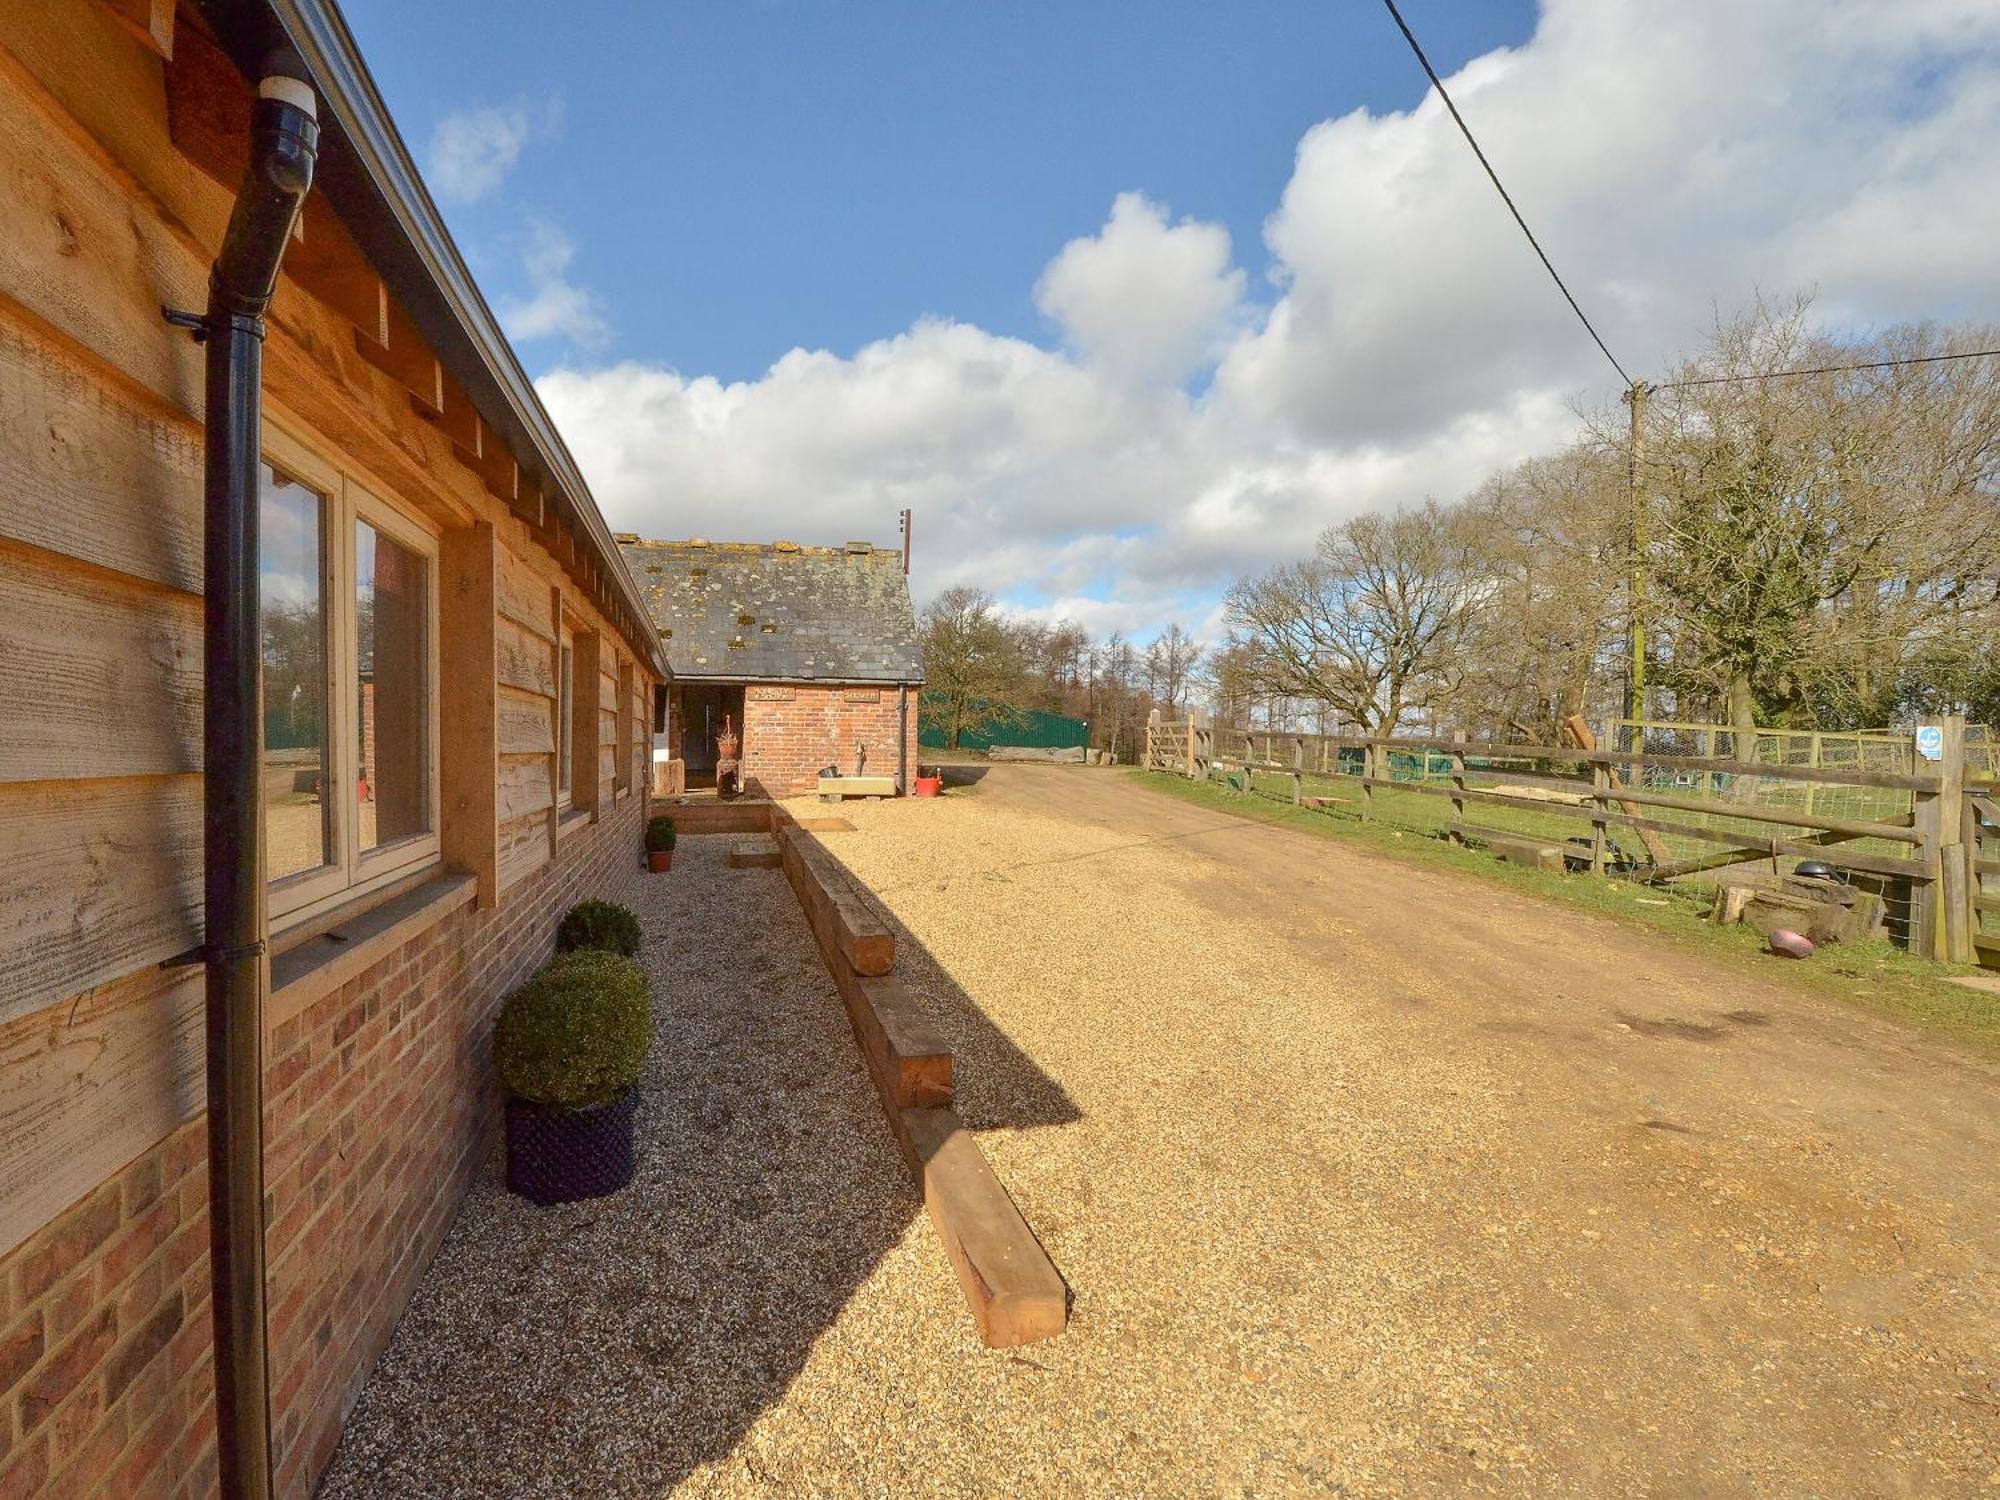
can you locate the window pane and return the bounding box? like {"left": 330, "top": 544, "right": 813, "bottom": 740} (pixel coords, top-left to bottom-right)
{"left": 558, "top": 643, "right": 574, "bottom": 797}
{"left": 261, "top": 467, "right": 331, "bottom": 882}
{"left": 357, "top": 520, "right": 431, "bottom": 851}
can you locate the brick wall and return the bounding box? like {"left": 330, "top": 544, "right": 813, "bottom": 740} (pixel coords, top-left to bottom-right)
{"left": 0, "top": 794, "right": 646, "bottom": 1500}
{"left": 738, "top": 683, "right": 922, "bottom": 798}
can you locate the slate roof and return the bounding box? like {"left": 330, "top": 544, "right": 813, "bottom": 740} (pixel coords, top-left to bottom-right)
{"left": 617, "top": 538, "right": 924, "bottom": 684}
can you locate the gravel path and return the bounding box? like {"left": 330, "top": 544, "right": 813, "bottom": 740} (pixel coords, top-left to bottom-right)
{"left": 325, "top": 766, "right": 2000, "bottom": 1497}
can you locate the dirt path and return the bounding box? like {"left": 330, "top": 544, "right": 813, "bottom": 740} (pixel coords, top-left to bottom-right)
{"left": 327, "top": 764, "right": 2000, "bottom": 1498}
{"left": 822, "top": 766, "right": 2000, "bottom": 1496}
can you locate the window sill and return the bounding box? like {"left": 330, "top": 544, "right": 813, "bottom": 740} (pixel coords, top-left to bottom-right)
{"left": 555, "top": 807, "right": 592, "bottom": 841}
{"left": 268, "top": 870, "right": 476, "bottom": 1030}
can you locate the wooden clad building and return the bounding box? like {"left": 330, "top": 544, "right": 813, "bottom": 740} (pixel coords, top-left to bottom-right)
{"left": 0, "top": 2, "right": 668, "bottom": 1495}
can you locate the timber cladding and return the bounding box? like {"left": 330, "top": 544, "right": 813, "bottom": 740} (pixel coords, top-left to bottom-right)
{"left": 0, "top": 3, "right": 662, "bottom": 1497}
{"left": 0, "top": 792, "right": 646, "bottom": 1500}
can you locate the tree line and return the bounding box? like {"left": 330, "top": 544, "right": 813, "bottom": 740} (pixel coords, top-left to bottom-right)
{"left": 1224, "top": 300, "right": 2000, "bottom": 743}
{"left": 920, "top": 302, "right": 1999, "bottom": 757}
{"left": 917, "top": 588, "right": 1203, "bottom": 757}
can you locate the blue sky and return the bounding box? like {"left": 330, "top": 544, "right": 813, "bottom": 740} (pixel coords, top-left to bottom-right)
{"left": 341, "top": 1, "right": 2000, "bottom": 643}
{"left": 345, "top": 1, "right": 1536, "bottom": 383}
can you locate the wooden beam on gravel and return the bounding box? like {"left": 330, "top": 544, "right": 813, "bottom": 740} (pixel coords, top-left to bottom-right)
{"left": 899, "top": 1107, "right": 1068, "bottom": 1349}
{"left": 776, "top": 825, "right": 1064, "bottom": 1347}
{"left": 727, "top": 836, "right": 781, "bottom": 869}
{"left": 663, "top": 800, "right": 774, "bottom": 836}
{"left": 780, "top": 827, "right": 894, "bottom": 975}
{"left": 781, "top": 837, "right": 953, "bottom": 1108}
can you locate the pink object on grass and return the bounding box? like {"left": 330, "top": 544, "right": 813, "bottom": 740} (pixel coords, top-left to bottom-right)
{"left": 1768, "top": 929, "right": 1815, "bottom": 959}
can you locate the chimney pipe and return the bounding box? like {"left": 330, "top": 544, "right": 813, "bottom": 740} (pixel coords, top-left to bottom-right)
{"left": 900, "top": 507, "right": 911, "bottom": 575}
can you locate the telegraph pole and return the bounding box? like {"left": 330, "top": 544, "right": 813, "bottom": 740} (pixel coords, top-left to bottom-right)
{"left": 1623, "top": 381, "right": 1650, "bottom": 724}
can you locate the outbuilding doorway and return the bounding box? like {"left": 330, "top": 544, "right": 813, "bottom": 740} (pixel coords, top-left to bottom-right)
{"left": 674, "top": 683, "right": 745, "bottom": 789}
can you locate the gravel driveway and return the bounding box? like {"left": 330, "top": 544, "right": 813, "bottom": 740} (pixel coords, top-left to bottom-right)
{"left": 325, "top": 764, "right": 2000, "bottom": 1497}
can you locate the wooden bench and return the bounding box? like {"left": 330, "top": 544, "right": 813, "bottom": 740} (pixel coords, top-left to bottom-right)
{"left": 817, "top": 774, "right": 896, "bottom": 801}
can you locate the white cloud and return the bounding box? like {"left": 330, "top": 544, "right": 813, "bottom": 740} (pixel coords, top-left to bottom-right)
{"left": 1034, "top": 192, "right": 1245, "bottom": 385}
{"left": 538, "top": 0, "right": 2000, "bottom": 641}
{"left": 500, "top": 223, "right": 610, "bottom": 349}
{"left": 426, "top": 98, "right": 557, "bottom": 203}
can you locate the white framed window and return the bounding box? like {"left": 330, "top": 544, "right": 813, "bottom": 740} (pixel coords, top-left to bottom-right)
{"left": 556, "top": 621, "right": 576, "bottom": 808}
{"left": 614, "top": 654, "right": 633, "bottom": 795}
{"left": 260, "top": 425, "right": 441, "bottom": 927}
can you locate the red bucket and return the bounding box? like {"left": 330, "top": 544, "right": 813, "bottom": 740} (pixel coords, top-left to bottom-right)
{"left": 913, "top": 775, "right": 942, "bottom": 798}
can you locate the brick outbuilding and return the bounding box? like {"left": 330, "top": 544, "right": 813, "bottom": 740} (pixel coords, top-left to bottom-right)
{"left": 620, "top": 538, "right": 925, "bottom": 797}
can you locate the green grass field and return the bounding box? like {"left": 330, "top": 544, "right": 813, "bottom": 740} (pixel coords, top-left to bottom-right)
{"left": 1134, "top": 767, "right": 1999, "bottom": 1050}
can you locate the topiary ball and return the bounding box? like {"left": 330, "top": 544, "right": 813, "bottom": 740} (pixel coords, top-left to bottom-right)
{"left": 556, "top": 899, "right": 641, "bottom": 958}
{"left": 645, "top": 815, "right": 677, "bottom": 852}
{"left": 495, "top": 951, "right": 653, "bottom": 1108}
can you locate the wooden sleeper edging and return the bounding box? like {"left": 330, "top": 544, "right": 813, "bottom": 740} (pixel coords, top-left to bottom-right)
{"left": 775, "top": 826, "right": 1067, "bottom": 1347}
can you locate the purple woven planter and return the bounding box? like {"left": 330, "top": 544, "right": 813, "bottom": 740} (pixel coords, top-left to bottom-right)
{"left": 504, "top": 1088, "right": 638, "bottom": 1206}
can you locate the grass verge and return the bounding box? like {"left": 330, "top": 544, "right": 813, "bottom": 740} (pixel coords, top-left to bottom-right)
{"left": 1130, "top": 768, "right": 2000, "bottom": 1051}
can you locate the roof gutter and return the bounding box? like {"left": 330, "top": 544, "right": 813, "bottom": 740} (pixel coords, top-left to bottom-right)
{"left": 671, "top": 673, "right": 928, "bottom": 688}
{"left": 198, "top": 0, "right": 669, "bottom": 680}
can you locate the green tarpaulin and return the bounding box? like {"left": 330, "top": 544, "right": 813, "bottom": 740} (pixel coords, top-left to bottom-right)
{"left": 919, "top": 696, "right": 1087, "bottom": 751}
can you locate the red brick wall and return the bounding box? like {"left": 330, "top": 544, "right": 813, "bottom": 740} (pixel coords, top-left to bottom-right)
{"left": 0, "top": 794, "right": 646, "bottom": 1500}
{"left": 737, "top": 683, "right": 922, "bottom": 797}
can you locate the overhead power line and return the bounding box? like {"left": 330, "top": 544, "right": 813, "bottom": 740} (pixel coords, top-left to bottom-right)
{"left": 1656, "top": 346, "right": 2000, "bottom": 391}
{"left": 1378, "top": 0, "right": 1635, "bottom": 389}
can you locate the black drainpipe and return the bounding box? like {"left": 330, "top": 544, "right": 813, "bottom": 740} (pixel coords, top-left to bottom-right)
{"left": 897, "top": 684, "right": 909, "bottom": 795}
{"left": 167, "top": 70, "right": 318, "bottom": 1500}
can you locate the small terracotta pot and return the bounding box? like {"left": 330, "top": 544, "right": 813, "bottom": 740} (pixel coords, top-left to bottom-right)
{"left": 647, "top": 849, "right": 673, "bottom": 873}
{"left": 913, "top": 775, "right": 942, "bottom": 798}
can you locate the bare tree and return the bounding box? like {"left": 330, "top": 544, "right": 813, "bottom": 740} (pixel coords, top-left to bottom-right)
{"left": 916, "top": 586, "right": 1032, "bottom": 748}
{"left": 1226, "top": 501, "right": 1485, "bottom": 733}
{"left": 1143, "top": 624, "right": 1203, "bottom": 716}
{"left": 1200, "top": 637, "right": 1263, "bottom": 726}
{"left": 1455, "top": 442, "right": 1628, "bottom": 740}
{"left": 1038, "top": 620, "right": 1092, "bottom": 694}
{"left": 924, "top": 306, "right": 2000, "bottom": 759}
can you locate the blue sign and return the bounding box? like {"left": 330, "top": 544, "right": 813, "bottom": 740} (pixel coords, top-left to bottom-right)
{"left": 1915, "top": 724, "right": 1944, "bottom": 762}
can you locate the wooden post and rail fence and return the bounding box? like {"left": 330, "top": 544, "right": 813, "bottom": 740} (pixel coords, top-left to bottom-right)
{"left": 1142, "top": 712, "right": 1998, "bottom": 967}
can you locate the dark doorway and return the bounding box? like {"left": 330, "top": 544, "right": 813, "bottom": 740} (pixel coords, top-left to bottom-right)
{"left": 674, "top": 683, "right": 745, "bottom": 788}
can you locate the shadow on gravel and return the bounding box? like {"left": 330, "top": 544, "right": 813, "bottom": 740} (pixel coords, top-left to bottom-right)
{"left": 319, "top": 833, "right": 1076, "bottom": 1500}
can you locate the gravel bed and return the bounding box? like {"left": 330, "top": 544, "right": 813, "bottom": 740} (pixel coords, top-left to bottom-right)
{"left": 323, "top": 769, "right": 2000, "bottom": 1496}
{"left": 318, "top": 836, "right": 929, "bottom": 1498}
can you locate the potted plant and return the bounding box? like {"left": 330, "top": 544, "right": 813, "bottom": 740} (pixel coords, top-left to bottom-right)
{"left": 644, "top": 813, "right": 677, "bottom": 872}
{"left": 557, "top": 899, "right": 641, "bottom": 956}
{"left": 495, "top": 949, "right": 653, "bottom": 1205}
